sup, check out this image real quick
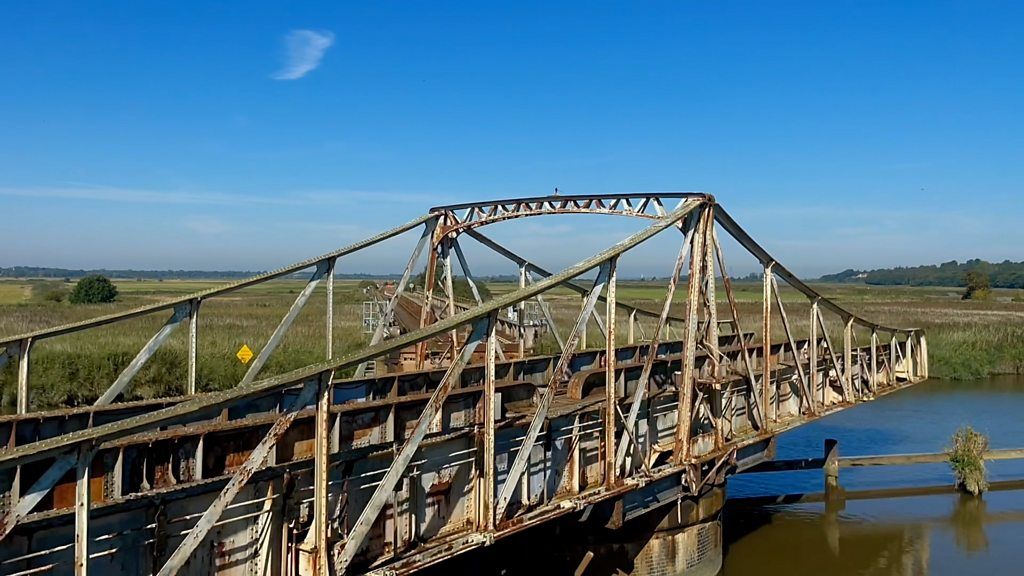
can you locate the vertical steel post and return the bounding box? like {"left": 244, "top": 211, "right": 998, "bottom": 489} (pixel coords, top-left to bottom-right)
{"left": 770, "top": 276, "right": 813, "bottom": 414}
{"left": 810, "top": 299, "right": 819, "bottom": 407}
{"left": 843, "top": 318, "right": 853, "bottom": 399}
{"left": 340, "top": 319, "right": 491, "bottom": 571}
{"left": 16, "top": 338, "right": 30, "bottom": 415}
{"left": 494, "top": 265, "right": 610, "bottom": 519}
{"left": 615, "top": 216, "right": 697, "bottom": 471}
{"left": 74, "top": 446, "right": 92, "bottom": 576}
{"left": 357, "top": 219, "right": 436, "bottom": 377}
{"left": 711, "top": 226, "right": 763, "bottom": 428}
{"left": 628, "top": 310, "right": 636, "bottom": 344}
{"left": 441, "top": 238, "right": 459, "bottom": 354}
{"left": 762, "top": 263, "right": 773, "bottom": 423}
{"left": 313, "top": 372, "right": 332, "bottom": 575}
{"left": 157, "top": 378, "right": 322, "bottom": 576}
{"left": 482, "top": 312, "right": 497, "bottom": 531}
{"left": 890, "top": 333, "right": 897, "bottom": 380}
{"left": 518, "top": 264, "right": 527, "bottom": 358}
{"left": 187, "top": 300, "right": 200, "bottom": 396}
{"left": 703, "top": 210, "right": 719, "bottom": 376}
{"left": 870, "top": 330, "right": 878, "bottom": 393}
{"left": 676, "top": 205, "right": 708, "bottom": 463}
{"left": 909, "top": 334, "right": 917, "bottom": 379}
{"left": 919, "top": 333, "right": 929, "bottom": 379}
{"left": 604, "top": 257, "right": 617, "bottom": 487}
{"left": 579, "top": 295, "right": 588, "bottom": 349}
{"left": 416, "top": 228, "right": 442, "bottom": 369}
{"left": 326, "top": 258, "right": 336, "bottom": 360}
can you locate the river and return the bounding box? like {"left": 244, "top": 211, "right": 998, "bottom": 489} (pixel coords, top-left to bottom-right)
{"left": 723, "top": 375, "right": 1024, "bottom": 575}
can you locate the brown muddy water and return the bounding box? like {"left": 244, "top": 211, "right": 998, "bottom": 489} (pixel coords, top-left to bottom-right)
{"left": 722, "top": 375, "right": 1024, "bottom": 575}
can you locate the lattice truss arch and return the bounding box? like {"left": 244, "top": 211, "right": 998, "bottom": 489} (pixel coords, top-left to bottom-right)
{"left": 0, "top": 193, "right": 928, "bottom": 576}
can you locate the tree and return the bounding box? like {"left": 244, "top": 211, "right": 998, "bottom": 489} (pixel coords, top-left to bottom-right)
{"left": 69, "top": 274, "right": 119, "bottom": 304}
{"left": 962, "top": 270, "right": 991, "bottom": 301}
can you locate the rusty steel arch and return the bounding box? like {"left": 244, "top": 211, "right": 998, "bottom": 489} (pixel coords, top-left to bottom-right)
{"left": 429, "top": 192, "right": 707, "bottom": 238}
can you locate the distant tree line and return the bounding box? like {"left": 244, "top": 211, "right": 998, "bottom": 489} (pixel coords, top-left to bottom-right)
{"left": 818, "top": 259, "right": 1024, "bottom": 288}
{"left": 0, "top": 266, "right": 407, "bottom": 281}
{"left": 0, "top": 266, "right": 263, "bottom": 280}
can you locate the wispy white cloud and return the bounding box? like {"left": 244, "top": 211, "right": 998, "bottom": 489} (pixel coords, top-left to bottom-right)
{"left": 271, "top": 29, "right": 335, "bottom": 81}
{"left": 182, "top": 215, "right": 235, "bottom": 235}
{"left": 0, "top": 185, "right": 289, "bottom": 206}
{"left": 0, "top": 185, "right": 443, "bottom": 207}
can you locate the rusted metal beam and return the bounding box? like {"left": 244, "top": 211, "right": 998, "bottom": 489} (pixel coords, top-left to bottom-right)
{"left": 453, "top": 237, "right": 507, "bottom": 363}
{"left": 0, "top": 200, "right": 699, "bottom": 471}
{"left": 843, "top": 317, "right": 853, "bottom": 399}
{"left": 74, "top": 445, "right": 93, "bottom": 576}
{"left": 441, "top": 238, "right": 459, "bottom": 352}
{"left": 326, "top": 257, "right": 336, "bottom": 360}
{"left": 464, "top": 228, "right": 686, "bottom": 326}
{"left": 310, "top": 371, "right": 333, "bottom": 574}
{"left": 604, "top": 257, "right": 618, "bottom": 487}
{"left": 762, "top": 262, "right": 774, "bottom": 423}
{"left": 94, "top": 304, "right": 190, "bottom": 406}
{"left": 432, "top": 193, "right": 708, "bottom": 235}
{"left": 675, "top": 205, "right": 709, "bottom": 463}
{"left": 495, "top": 263, "right": 611, "bottom": 520}
{"left": 615, "top": 212, "right": 696, "bottom": 471}
{"left": 770, "top": 275, "right": 813, "bottom": 413}
{"left": 16, "top": 339, "right": 30, "bottom": 415}
{"left": 482, "top": 313, "right": 498, "bottom": 531}
{"left": 186, "top": 299, "right": 200, "bottom": 395}
{"left": 714, "top": 206, "right": 917, "bottom": 335}
{"left": 356, "top": 219, "right": 435, "bottom": 377}
{"left": 701, "top": 210, "right": 720, "bottom": 376}
{"left": 0, "top": 213, "right": 437, "bottom": 348}
{"left": 870, "top": 329, "right": 879, "bottom": 393}
{"left": 0, "top": 451, "right": 76, "bottom": 542}
{"left": 518, "top": 264, "right": 527, "bottom": 357}
{"left": 711, "top": 225, "right": 764, "bottom": 429}
{"left": 525, "top": 271, "right": 564, "bottom": 352}
{"left": 416, "top": 227, "right": 442, "bottom": 369}
{"left": 238, "top": 260, "right": 330, "bottom": 388}
{"left": 813, "top": 305, "right": 849, "bottom": 402}
{"left": 337, "top": 317, "right": 492, "bottom": 573}
{"left": 156, "top": 375, "right": 324, "bottom": 576}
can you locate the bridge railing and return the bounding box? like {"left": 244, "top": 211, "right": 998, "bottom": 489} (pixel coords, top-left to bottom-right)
{"left": 0, "top": 195, "right": 711, "bottom": 416}
{"left": 0, "top": 193, "right": 927, "bottom": 575}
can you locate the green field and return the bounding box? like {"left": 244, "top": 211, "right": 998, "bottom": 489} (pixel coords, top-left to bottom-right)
{"left": 1, "top": 276, "right": 1022, "bottom": 411}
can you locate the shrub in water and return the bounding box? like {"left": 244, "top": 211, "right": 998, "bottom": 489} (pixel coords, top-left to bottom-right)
{"left": 948, "top": 426, "right": 989, "bottom": 495}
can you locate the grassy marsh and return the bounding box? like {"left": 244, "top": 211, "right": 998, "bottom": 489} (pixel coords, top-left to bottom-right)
{"left": 1, "top": 277, "right": 1021, "bottom": 411}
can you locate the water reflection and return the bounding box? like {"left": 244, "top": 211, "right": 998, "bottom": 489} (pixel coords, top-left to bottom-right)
{"left": 721, "top": 375, "right": 1024, "bottom": 575}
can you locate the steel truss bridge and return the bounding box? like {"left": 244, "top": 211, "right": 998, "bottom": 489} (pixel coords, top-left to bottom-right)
{"left": 0, "top": 193, "right": 928, "bottom": 576}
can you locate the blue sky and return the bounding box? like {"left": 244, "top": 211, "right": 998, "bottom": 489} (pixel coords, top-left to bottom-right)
{"left": 2, "top": 1, "right": 1022, "bottom": 277}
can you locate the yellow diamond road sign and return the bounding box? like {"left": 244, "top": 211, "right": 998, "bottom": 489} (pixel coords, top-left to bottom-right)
{"left": 236, "top": 344, "right": 254, "bottom": 364}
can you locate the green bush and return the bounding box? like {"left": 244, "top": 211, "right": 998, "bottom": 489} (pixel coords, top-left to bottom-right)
{"left": 31, "top": 282, "right": 69, "bottom": 303}
{"left": 962, "top": 271, "right": 991, "bottom": 300}
{"left": 69, "top": 275, "right": 119, "bottom": 304}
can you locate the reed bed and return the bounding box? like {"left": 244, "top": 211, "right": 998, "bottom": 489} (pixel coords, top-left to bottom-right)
{"left": 1, "top": 278, "right": 1021, "bottom": 410}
